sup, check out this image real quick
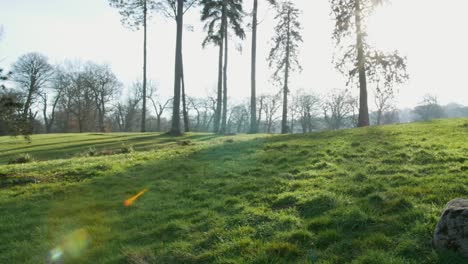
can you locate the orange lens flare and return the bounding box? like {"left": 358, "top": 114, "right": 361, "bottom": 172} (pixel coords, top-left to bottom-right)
{"left": 124, "top": 188, "right": 148, "bottom": 207}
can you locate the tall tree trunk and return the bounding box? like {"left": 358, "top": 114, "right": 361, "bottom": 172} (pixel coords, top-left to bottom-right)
{"left": 281, "top": 11, "right": 291, "bottom": 134}
{"left": 65, "top": 105, "right": 70, "bottom": 133}
{"left": 78, "top": 117, "right": 83, "bottom": 133}
{"left": 156, "top": 114, "right": 161, "bottom": 132}
{"left": 97, "top": 105, "right": 103, "bottom": 132}
{"left": 213, "top": 43, "right": 224, "bottom": 133}
{"left": 376, "top": 109, "right": 382, "bottom": 125}
{"left": 99, "top": 99, "right": 106, "bottom": 132}
{"left": 141, "top": 0, "right": 148, "bottom": 132}
{"left": 181, "top": 52, "right": 190, "bottom": 132}
{"left": 257, "top": 98, "right": 263, "bottom": 128}
{"left": 47, "top": 92, "right": 62, "bottom": 133}
{"left": 290, "top": 111, "right": 294, "bottom": 133}
{"left": 170, "top": 0, "right": 184, "bottom": 136}
{"left": 220, "top": 23, "right": 228, "bottom": 134}
{"left": 194, "top": 108, "right": 200, "bottom": 131}
{"left": 249, "top": 0, "right": 258, "bottom": 133}
{"left": 23, "top": 80, "right": 36, "bottom": 124}
{"left": 42, "top": 94, "right": 49, "bottom": 133}
{"left": 215, "top": 0, "right": 227, "bottom": 134}
{"left": 355, "top": 0, "right": 369, "bottom": 127}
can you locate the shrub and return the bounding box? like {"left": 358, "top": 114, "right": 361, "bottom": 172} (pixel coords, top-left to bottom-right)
{"left": 99, "top": 149, "right": 118, "bottom": 156}
{"left": 86, "top": 146, "right": 97, "bottom": 157}
{"left": 82, "top": 144, "right": 133, "bottom": 157}
{"left": 120, "top": 143, "right": 134, "bottom": 154}
{"left": 178, "top": 140, "right": 192, "bottom": 146}
{"left": 8, "top": 153, "right": 35, "bottom": 164}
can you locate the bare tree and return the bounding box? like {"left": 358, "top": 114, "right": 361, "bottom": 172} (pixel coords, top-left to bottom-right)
{"left": 323, "top": 89, "right": 356, "bottom": 130}
{"left": 39, "top": 67, "right": 68, "bottom": 133}
{"left": 227, "top": 102, "right": 249, "bottom": 133}
{"left": 188, "top": 96, "right": 217, "bottom": 132}
{"left": 204, "top": 96, "right": 217, "bottom": 131}
{"left": 113, "top": 83, "right": 143, "bottom": 132}
{"left": 263, "top": 93, "right": 281, "bottom": 133}
{"left": 295, "top": 91, "right": 320, "bottom": 133}
{"left": 413, "top": 94, "right": 444, "bottom": 121}
{"left": 52, "top": 62, "right": 121, "bottom": 133}
{"left": 147, "top": 82, "right": 172, "bottom": 132}
{"left": 12, "top": 53, "right": 53, "bottom": 129}
{"left": 54, "top": 62, "right": 81, "bottom": 132}
{"left": 69, "top": 71, "right": 95, "bottom": 133}
{"left": 373, "top": 86, "right": 394, "bottom": 126}
{"left": 86, "top": 63, "right": 121, "bottom": 132}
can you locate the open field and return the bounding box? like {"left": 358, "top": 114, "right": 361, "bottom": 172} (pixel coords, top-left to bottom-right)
{"left": 1, "top": 119, "right": 467, "bottom": 263}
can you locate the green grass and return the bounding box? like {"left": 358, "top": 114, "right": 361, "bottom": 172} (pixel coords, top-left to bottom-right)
{"left": 0, "top": 119, "right": 467, "bottom": 263}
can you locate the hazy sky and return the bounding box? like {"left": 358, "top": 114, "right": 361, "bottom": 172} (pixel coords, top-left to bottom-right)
{"left": 0, "top": 0, "right": 467, "bottom": 109}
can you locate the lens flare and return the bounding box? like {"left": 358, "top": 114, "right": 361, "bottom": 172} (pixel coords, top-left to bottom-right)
{"left": 49, "top": 247, "right": 62, "bottom": 262}
{"left": 48, "top": 228, "right": 90, "bottom": 263}
{"left": 124, "top": 188, "right": 148, "bottom": 207}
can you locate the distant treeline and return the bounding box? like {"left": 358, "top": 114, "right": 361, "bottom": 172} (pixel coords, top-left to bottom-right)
{"left": 0, "top": 56, "right": 465, "bottom": 136}
{"left": 2, "top": 1, "right": 465, "bottom": 137}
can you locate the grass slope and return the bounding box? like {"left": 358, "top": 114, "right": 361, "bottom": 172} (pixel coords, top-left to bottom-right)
{"left": 0, "top": 119, "right": 467, "bottom": 264}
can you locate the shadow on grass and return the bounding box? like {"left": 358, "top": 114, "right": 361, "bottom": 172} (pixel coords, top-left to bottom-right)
{"left": 1, "top": 122, "right": 467, "bottom": 263}
{"left": 0, "top": 133, "right": 225, "bottom": 164}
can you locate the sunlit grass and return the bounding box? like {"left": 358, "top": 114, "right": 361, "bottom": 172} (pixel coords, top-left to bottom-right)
{"left": 0, "top": 119, "right": 467, "bottom": 263}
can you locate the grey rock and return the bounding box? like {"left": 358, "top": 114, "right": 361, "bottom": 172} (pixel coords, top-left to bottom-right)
{"left": 433, "top": 198, "right": 468, "bottom": 258}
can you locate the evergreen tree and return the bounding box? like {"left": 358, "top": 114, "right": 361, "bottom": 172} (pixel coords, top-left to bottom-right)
{"left": 0, "top": 68, "right": 9, "bottom": 90}
{"left": 249, "top": 0, "right": 276, "bottom": 133}
{"left": 0, "top": 69, "right": 25, "bottom": 136}
{"left": 109, "top": 0, "right": 163, "bottom": 132}
{"left": 267, "top": 1, "right": 302, "bottom": 134}
{"left": 160, "top": 0, "right": 198, "bottom": 134}
{"left": 161, "top": 0, "right": 198, "bottom": 136}
{"left": 109, "top": 0, "right": 160, "bottom": 132}
{"left": 201, "top": 0, "right": 245, "bottom": 134}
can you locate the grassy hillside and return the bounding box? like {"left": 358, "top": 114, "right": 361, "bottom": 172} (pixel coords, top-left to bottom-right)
{"left": 0, "top": 119, "right": 467, "bottom": 264}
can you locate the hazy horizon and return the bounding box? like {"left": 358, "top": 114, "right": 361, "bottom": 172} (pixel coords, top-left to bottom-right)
{"left": 1, "top": 0, "right": 467, "bottom": 109}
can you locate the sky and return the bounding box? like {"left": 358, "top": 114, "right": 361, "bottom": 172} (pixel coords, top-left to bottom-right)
{"left": 0, "top": 0, "right": 467, "bottom": 110}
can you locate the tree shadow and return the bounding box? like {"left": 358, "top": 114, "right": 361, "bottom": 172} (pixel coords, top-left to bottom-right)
{"left": 1, "top": 122, "right": 467, "bottom": 263}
